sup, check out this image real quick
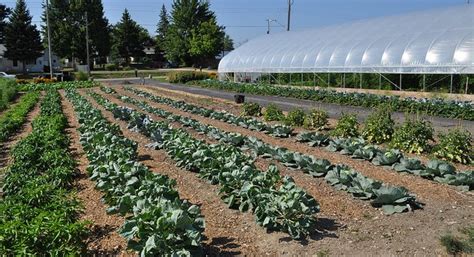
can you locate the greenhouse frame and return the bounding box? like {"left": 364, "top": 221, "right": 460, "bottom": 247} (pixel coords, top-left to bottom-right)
{"left": 218, "top": 5, "right": 474, "bottom": 92}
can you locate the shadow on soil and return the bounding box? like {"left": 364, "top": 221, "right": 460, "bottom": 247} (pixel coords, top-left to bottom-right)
{"left": 278, "top": 217, "right": 340, "bottom": 245}
{"left": 86, "top": 224, "right": 124, "bottom": 256}
{"left": 204, "top": 236, "right": 242, "bottom": 256}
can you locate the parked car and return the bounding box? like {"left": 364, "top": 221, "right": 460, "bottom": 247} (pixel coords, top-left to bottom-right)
{"left": 0, "top": 72, "right": 16, "bottom": 79}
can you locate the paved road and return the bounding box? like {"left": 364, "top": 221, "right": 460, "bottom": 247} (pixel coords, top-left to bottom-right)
{"left": 103, "top": 79, "right": 474, "bottom": 134}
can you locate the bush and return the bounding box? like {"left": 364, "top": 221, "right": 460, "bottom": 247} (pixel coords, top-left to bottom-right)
{"left": 284, "top": 109, "right": 306, "bottom": 126}
{"left": 362, "top": 106, "right": 395, "bottom": 144}
{"left": 33, "top": 77, "right": 57, "bottom": 84}
{"left": 241, "top": 102, "right": 262, "bottom": 117}
{"left": 168, "top": 71, "right": 211, "bottom": 84}
{"left": 105, "top": 63, "right": 118, "bottom": 71}
{"left": 332, "top": 113, "right": 360, "bottom": 138}
{"left": 391, "top": 117, "right": 434, "bottom": 154}
{"left": 263, "top": 104, "right": 284, "bottom": 121}
{"left": 0, "top": 78, "right": 18, "bottom": 111}
{"left": 303, "top": 109, "right": 328, "bottom": 130}
{"left": 74, "top": 71, "right": 89, "bottom": 81}
{"left": 434, "top": 128, "right": 473, "bottom": 164}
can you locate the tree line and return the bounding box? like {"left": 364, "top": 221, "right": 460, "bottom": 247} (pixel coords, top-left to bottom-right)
{"left": 0, "top": 0, "right": 235, "bottom": 73}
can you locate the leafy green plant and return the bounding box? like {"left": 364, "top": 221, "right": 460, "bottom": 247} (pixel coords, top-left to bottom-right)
{"left": 332, "top": 113, "right": 359, "bottom": 138}
{"left": 391, "top": 117, "right": 434, "bottom": 154}
{"left": 263, "top": 103, "right": 284, "bottom": 121}
{"left": 0, "top": 92, "right": 39, "bottom": 143}
{"left": 434, "top": 128, "right": 473, "bottom": 164}
{"left": 303, "top": 109, "right": 328, "bottom": 130}
{"left": 167, "top": 71, "right": 211, "bottom": 83}
{"left": 362, "top": 106, "right": 395, "bottom": 143}
{"left": 284, "top": 108, "right": 306, "bottom": 126}
{"left": 241, "top": 102, "right": 262, "bottom": 117}
{"left": 18, "top": 81, "right": 98, "bottom": 91}
{"left": 0, "top": 78, "right": 18, "bottom": 112}
{"left": 75, "top": 71, "right": 89, "bottom": 81}
{"left": 440, "top": 226, "right": 474, "bottom": 255}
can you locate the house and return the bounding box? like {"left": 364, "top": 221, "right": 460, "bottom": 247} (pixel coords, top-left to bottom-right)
{"left": 0, "top": 44, "right": 61, "bottom": 73}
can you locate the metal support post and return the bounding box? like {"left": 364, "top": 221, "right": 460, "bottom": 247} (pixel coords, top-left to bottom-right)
{"left": 423, "top": 74, "right": 426, "bottom": 91}
{"left": 450, "top": 74, "right": 453, "bottom": 93}
{"left": 359, "top": 73, "right": 362, "bottom": 88}
{"left": 399, "top": 74, "right": 402, "bottom": 91}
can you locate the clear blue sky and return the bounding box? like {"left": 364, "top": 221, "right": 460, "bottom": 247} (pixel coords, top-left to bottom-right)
{"left": 3, "top": 0, "right": 468, "bottom": 46}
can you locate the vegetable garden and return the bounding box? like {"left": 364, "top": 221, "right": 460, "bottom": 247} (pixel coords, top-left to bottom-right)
{"left": 0, "top": 80, "right": 473, "bottom": 256}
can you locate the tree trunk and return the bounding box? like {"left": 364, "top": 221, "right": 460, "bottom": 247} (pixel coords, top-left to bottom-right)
{"left": 22, "top": 60, "right": 27, "bottom": 75}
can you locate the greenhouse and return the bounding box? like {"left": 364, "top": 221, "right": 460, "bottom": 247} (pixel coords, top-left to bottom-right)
{"left": 218, "top": 5, "right": 474, "bottom": 91}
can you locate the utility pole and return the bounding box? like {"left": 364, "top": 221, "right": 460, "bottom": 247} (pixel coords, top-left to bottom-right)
{"left": 287, "top": 0, "right": 294, "bottom": 31}
{"left": 85, "top": 11, "right": 91, "bottom": 77}
{"left": 266, "top": 19, "right": 275, "bottom": 34}
{"left": 45, "top": 0, "right": 53, "bottom": 79}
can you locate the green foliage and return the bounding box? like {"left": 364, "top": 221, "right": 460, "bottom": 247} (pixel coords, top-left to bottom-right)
{"left": 284, "top": 108, "right": 306, "bottom": 126}
{"left": 332, "top": 113, "right": 359, "bottom": 138}
{"left": 188, "top": 80, "right": 474, "bottom": 121}
{"left": 112, "top": 9, "right": 145, "bottom": 65}
{"left": 391, "top": 117, "right": 434, "bottom": 154}
{"left": 66, "top": 90, "right": 205, "bottom": 255}
{"left": 0, "top": 90, "right": 87, "bottom": 255}
{"left": 167, "top": 71, "right": 211, "bottom": 84}
{"left": 18, "top": 81, "right": 98, "bottom": 91}
{"left": 0, "top": 78, "right": 18, "bottom": 111}
{"left": 0, "top": 91, "right": 39, "bottom": 143}
{"left": 303, "top": 109, "right": 328, "bottom": 130}
{"left": 165, "top": 0, "right": 225, "bottom": 66}
{"left": 434, "top": 128, "right": 473, "bottom": 164}
{"left": 440, "top": 226, "right": 474, "bottom": 255}
{"left": 43, "top": 0, "right": 111, "bottom": 64}
{"left": 241, "top": 102, "right": 261, "bottom": 117}
{"left": 0, "top": 4, "right": 10, "bottom": 44}
{"left": 75, "top": 71, "right": 89, "bottom": 81}
{"left": 362, "top": 106, "right": 395, "bottom": 143}
{"left": 155, "top": 4, "right": 169, "bottom": 61}
{"left": 263, "top": 103, "right": 284, "bottom": 121}
{"left": 105, "top": 63, "right": 118, "bottom": 71}
{"left": 4, "top": 0, "right": 43, "bottom": 73}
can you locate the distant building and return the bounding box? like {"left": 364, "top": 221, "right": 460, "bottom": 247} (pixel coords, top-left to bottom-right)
{"left": 0, "top": 44, "right": 61, "bottom": 73}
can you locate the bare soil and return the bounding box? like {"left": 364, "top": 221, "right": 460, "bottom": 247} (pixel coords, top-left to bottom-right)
{"left": 97, "top": 84, "right": 474, "bottom": 256}
{"left": 59, "top": 91, "right": 132, "bottom": 256}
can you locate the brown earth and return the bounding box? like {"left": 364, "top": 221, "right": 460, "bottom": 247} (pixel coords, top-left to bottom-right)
{"left": 88, "top": 86, "right": 473, "bottom": 256}
{"left": 59, "top": 91, "right": 132, "bottom": 256}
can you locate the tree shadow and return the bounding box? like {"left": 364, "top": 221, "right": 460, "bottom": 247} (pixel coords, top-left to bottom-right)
{"left": 204, "top": 236, "right": 242, "bottom": 256}
{"left": 138, "top": 154, "right": 152, "bottom": 161}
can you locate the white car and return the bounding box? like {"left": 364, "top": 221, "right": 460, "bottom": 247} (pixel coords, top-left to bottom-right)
{"left": 0, "top": 72, "right": 16, "bottom": 79}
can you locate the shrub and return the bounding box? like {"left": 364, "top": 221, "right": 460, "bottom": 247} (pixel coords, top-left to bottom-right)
{"left": 362, "top": 106, "right": 395, "bottom": 144}
{"left": 33, "top": 77, "right": 57, "bottom": 84}
{"left": 332, "top": 113, "right": 360, "bottom": 138}
{"left": 168, "top": 71, "right": 211, "bottom": 84}
{"left": 284, "top": 109, "right": 306, "bottom": 126}
{"left": 105, "top": 63, "right": 118, "bottom": 71}
{"left": 263, "top": 104, "right": 284, "bottom": 121}
{"left": 74, "top": 71, "right": 89, "bottom": 81}
{"left": 241, "top": 102, "right": 262, "bottom": 117}
{"left": 440, "top": 226, "right": 474, "bottom": 255}
{"left": 303, "top": 109, "right": 328, "bottom": 130}
{"left": 434, "top": 128, "right": 473, "bottom": 164}
{"left": 0, "top": 78, "right": 18, "bottom": 111}
{"left": 391, "top": 117, "right": 434, "bottom": 154}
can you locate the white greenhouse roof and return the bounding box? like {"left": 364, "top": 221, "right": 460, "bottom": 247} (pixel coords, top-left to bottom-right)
{"left": 219, "top": 5, "right": 474, "bottom": 74}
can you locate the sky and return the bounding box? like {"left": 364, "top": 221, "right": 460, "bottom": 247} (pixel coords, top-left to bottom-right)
{"left": 3, "top": 0, "right": 469, "bottom": 46}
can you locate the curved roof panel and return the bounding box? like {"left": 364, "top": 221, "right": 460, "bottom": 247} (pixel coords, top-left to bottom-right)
{"left": 219, "top": 5, "right": 474, "bottom": 74}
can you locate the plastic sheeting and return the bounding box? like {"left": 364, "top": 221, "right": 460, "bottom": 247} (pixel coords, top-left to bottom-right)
{"left": 219, "top": 5, "right": 474, "bottom": 74}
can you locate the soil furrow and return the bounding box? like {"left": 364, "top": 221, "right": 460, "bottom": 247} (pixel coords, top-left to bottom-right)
{"left": 59, "top": 90, "right": 131, "bottom": 256}
{"left": 78, "top": 89, "right": 297, "bottom": 256}
{"left": 118, "top": 86, "right": 469, "bottom": 204}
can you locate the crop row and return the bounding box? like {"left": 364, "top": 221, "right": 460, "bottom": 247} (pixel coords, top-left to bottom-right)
{"left": 0, "top": 91, "right": 39, "bottom": 143}
{"left": 122, "top": 86, "right": 293, "bottom": 137}
{"left": 65, "top": 89, "right": 204, "bottom": 256}
{"left": 123, "top": 87, "right": 473, "bottom": 191}
{"left": 88, "top": 90, "right": 320, "bottom": 240}
{"left": 0, "top": 90, "right": 87, "bottom": 255}
{"left": 188, "top": 80, "right": 474, "bottom": 121}
{"left": 99, "top": 88, "right": 423, "bottom": 215}
{"left": 0, "top": 78, "right": 18, "bottom": 112}
{"left": 18, "top": 81, "right": 99, "bottom": 91}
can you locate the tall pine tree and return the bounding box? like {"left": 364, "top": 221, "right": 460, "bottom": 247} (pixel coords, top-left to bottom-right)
{"left": 0, "top": 4, "right": 10, "bottom": 44}
{"left": 155, "top": 4, "right": 169, "bottom": 62}
{"left": 111, "top": 9, "right": 145, "bottom": 65}
{"left": 4, "top": 0, "right": 43, "bottom": 74}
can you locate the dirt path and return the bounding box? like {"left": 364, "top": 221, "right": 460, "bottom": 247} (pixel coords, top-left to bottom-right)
{"left": 86, "top": 87, "right": 474, "bottom": 256}
{"left": 59, "top": 91, "right": 132, "bottom": 256}
{"left": 134, "top": 85, "right": 471, "bottom": 171}
{"left": 115, "top": 86, "right": 471, "bottom": 205}
{"left": 94, "top": 88, "right": 374, "bottom": 222}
